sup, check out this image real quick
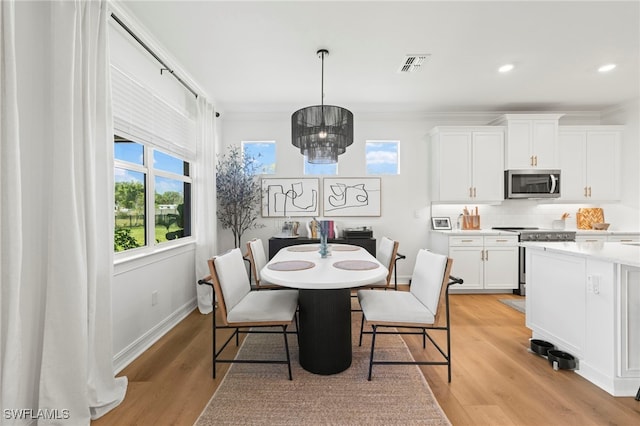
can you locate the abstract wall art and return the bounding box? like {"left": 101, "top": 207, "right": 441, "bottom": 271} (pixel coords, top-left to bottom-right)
{"left": 322, "top": 177, "right": 381, "bottom": 217}
{"left": 261, "top": 178, "right": 320, "bottom": 217}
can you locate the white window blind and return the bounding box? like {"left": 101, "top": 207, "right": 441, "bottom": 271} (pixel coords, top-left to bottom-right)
{"left": 111, "top": 65, "right": 196, "bottom": 161}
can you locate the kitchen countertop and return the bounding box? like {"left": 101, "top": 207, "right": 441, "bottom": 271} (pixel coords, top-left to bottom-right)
{"left": 521, "top": 241, "right": 640, "bottom": 268}
{"left": 433, "top": 229, "right": 518, "bottom": 236}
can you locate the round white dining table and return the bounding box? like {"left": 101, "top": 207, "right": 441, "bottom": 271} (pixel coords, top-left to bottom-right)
{"left": 261, "top": 243, "right": 388, "bottom": 375}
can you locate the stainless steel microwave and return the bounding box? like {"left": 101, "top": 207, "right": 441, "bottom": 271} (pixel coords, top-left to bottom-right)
{"left": 504, "top": 169, "right": 561, "bottom": 199}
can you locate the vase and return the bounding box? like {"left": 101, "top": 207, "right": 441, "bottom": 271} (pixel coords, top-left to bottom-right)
{"left": 319, "top": 232, "right": 329, "bottom": 258}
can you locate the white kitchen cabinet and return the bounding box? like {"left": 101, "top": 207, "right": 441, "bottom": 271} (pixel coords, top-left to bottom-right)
{"left": 493, "top": 114, "right": 563, "bottom": 169}
{"left": 432, "top": 233, "right": 518, "bottom": 291}
{"left": 575, "top": 235, "right": 608, "bottom": 244}
{"left": 608, "top": 234, "right": 640, "bottom": 243}
{"left": 484, "top": 236, "right": 519, "bottom": 289}
{"left": 558, "top": 126, "right": 622, "bottom": 201}
{"left": 430, "top": 127, "right": 504, "bottom": 202}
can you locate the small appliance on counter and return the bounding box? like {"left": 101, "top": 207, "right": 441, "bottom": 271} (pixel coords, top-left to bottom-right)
{"left": 343, "top": 226, "right": 373, "bottom": 239}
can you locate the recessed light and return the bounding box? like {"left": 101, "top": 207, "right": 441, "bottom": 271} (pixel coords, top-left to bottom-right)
{"left": 498, "top": 64, "right": 514, "bottom": 73}
{"left": 598, "top": 63, "right": 617, "bottom": 73}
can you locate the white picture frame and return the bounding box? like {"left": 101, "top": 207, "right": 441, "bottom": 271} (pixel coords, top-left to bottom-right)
{"left": 261, "top": 178, "right": 320, "bottom": 217}
{"left": 431, "top": 217, "right": 452, "bottom": 230}
{"left": 322, "top": 177, "right": 381, "bottom": 217}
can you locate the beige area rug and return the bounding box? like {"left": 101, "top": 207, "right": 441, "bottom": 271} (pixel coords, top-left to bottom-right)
{"left": 195, "top": 315, "right": 450, "bottom": 426}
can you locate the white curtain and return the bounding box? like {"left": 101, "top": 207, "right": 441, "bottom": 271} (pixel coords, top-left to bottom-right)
{"left": 194, "top": 98, "right": 218, "bottom": 313}
{"left": 1, "top": 0, "right": 127, "bottom": 423}
{"left": 0, "top": 0, "right": 24, "bottom": 419}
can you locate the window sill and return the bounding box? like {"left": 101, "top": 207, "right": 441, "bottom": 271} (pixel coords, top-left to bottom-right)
{"left": 114, "top": 237, "right": 196, "bottom": 275}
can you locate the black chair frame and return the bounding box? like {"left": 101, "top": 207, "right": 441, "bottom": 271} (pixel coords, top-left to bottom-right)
{"left": 359, "top": 275, "right": 463, "bottom": 381}
{"left": 198, "top": 279, "right": 298, "bottom": 380}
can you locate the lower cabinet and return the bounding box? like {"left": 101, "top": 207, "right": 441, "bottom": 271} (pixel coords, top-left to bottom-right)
{"left": 431, "top": 233, "right": 518, "bottom": 292}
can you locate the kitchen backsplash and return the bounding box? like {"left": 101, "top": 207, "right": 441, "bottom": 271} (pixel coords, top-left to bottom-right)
{"left": 431, "top": 201, "right": 639, "bottom": 231}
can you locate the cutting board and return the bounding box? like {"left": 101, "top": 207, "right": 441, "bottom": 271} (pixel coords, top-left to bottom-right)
{"left": 576, "top": 208, "right": 605, "bottom": 229}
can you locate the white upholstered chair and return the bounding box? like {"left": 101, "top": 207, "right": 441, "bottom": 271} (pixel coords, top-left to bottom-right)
{"left": 358, "top": 249, "right": 463, "bottom": 381}
{"left": 245, "top": 238, "right": 281, "bottom": 289}
{"left": 200, "top": 248, "right": 299, "bottom": 379}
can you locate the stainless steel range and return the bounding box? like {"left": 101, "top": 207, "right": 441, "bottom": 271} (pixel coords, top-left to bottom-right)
{"left": 492, "top": 227, "right": 576, "bottom": 295}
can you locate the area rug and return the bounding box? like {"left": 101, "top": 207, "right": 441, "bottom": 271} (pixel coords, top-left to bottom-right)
{"left": 195, "top": 316, "right": 450, "bottom": 425}
{"left": 499, "top": 298, "right": 526, "bottom": 314}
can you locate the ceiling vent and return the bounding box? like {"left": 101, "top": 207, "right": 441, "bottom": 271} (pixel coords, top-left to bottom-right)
{"left": 398, "top": 54, "right": 431, "bottom": 73}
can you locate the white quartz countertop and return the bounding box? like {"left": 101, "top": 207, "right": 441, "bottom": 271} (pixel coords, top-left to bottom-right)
{"left": 433, "top": 229, "right": 518, "bottom": 236}
{"left": 574, "top": 230, "right": 640, "bottom": 235}
{"left": 521, "top": 241, "right": 640, "bottom": 268}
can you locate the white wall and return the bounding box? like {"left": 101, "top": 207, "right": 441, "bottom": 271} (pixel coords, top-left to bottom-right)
{"left": 221, "top": 106, "right": 640, "bottom": 282}
{"left": 108, "top": 12, "right": 201, "bottom": 371}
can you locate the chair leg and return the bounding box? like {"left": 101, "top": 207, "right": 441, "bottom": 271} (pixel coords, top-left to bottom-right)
{"left": 212, "top": 309, "right": 217, "bottom": 379}
{"left": 422, "top": 328, "right": 426, "bottom": 349}
{"left": 282, "top": 325, "right": 293, "bottom": 380}
{"left": 367, "top": 325, "right": 378, "bottom": 381}
{"left": 359, "top": 313, "right": 365, "bottom": 346}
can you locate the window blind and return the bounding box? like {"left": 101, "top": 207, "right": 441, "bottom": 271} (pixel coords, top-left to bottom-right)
{"left": 111, "top": 65, "right": 196, "bottom": 161}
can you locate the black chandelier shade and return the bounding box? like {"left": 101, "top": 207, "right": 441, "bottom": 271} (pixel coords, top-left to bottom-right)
{"left": 292, "top": 105, "right": 354, "bottom": 164}
{"left": 291, "top": 49, "right": 354, "bottom": 164}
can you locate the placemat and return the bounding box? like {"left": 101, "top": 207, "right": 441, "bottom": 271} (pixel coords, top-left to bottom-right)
{"left": 287, "top": 245, "right": 320, "bottom": 252}
{"left": 267, "top": 260, "right": 315, "bottom": 271}
{"left": 331, "top": 245, "right": 360, "bottom": 251}
{"left": 333, "top": 260, "right": 379, "bottom": 270}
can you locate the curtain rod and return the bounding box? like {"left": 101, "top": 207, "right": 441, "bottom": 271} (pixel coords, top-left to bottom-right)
{"left": 110, "top": 13, "right": 199, "bottom": 99}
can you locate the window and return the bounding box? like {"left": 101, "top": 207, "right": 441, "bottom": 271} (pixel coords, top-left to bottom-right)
{"left": 366, "top": 141, "right": 400, "bottom": 175}
{"left": 304, "top": 159, "right": 338, "bottom": 175}
{"left": 114, "top": 135, "right": 192, "bottom": 252}
{"left": 242, "top": 141, "right": 276, "bottom": 174}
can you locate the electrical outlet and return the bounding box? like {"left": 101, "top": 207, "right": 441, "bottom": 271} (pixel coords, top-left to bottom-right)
{"left": 152, "top": 291, "right": 158, "bottom": 306}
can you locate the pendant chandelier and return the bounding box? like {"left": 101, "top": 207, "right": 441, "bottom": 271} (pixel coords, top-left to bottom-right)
{"left": 292, "top": 49, "right": 353, "bottom": 164}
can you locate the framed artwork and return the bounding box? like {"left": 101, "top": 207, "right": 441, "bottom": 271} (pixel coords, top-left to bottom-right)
{"left": 261, "top": 178, "right": 320, "bottom": 217}
{"left": 431, "top": 217, "right": 452, "bottom": 230}
{"left": 322, "top": 177, "right": 381, "bottom": 217}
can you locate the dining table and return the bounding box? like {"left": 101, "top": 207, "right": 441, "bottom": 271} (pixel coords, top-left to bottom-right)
{"left": 260, "top": 243, "right": 388, "bottom": 375}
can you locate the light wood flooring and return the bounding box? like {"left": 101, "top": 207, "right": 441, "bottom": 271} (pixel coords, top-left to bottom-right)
{"left": 92, "top": 293, "right": 639, "bottom": 425}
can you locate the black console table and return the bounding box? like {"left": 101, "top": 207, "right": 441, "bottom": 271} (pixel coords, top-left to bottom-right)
{"left": 268, "top": 237, "right": 376, "bottom": 259}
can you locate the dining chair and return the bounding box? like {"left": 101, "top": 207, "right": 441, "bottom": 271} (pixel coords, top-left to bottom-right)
{"left": 246, "top": 238, "right": 281, "bottom": 289}
{"left": 199, "top": 248, "right": 299, "bottom": 380}
{"left": 357, "top": 249, "right": 463, "bottom": 381}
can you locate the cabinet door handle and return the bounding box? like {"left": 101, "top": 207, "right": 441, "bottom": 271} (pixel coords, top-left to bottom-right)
{"left": 461, "top": 239, "right": 474, "bottom": 243}
{"left": 473, "top": 187, "right": 477, "bottom": 198}
{"left": 495, "top": 239, "right": 509, "bottom": 242}
{"left": 480, "top": 250, "right": 485, "bottom": 261}
{"left": 584, "top": 187, "right": 588, "bottom": 197}
{"left": 534, "top": 156, "right": 538, "bottom": 166}
{"left": 469, "top": 187, "right": 473, "bottom": 197}
{"left": 584, "top": 239, "right": 599, "bottom": 242}
{"left": 588, "top": 186, "right": 592, "bottom": 197}
{"left": 485, "top": 249, "right": 489, "bottom": 261}
{"left": 619, "top": 239, "right": 633, "bottom": 242}
{"left": 530, "top": 155, "right": 534, "bottom": 166}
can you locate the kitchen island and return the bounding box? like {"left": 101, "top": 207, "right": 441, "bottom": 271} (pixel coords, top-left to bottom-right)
{"left": 524, "top": 241, "right": 639, "bottom": 396}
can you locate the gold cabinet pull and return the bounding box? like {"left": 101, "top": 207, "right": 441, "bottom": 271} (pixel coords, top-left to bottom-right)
{"left": 473, "top": 187, "right": 477, "bottom": 197}
{"left": 534, "top": 156, "right": 538, "bottom": 166}
{"left": 584, "top": 187, "right": 588, "bottom": 197}
{"left": 469, "top": 187, "right": 473, "bottom": 197}
{"left": 530, "top": 155, "right": 534, "bottom": 166}
{"left": 588, "top": 186, "right": 592, "bottom": 197}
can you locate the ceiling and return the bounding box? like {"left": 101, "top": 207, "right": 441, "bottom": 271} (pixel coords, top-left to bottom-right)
{"left": 121, "top": 1, "right": 639, "bottom": 114}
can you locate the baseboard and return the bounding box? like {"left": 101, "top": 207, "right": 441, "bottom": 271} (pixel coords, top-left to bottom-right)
{"left": 112, "top": 298, "right": 197, "bottom": 374}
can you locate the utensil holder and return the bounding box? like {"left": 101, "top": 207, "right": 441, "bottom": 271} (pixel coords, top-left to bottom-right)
{"left": 462, "top": 215, "right": 480, "bottom": 230}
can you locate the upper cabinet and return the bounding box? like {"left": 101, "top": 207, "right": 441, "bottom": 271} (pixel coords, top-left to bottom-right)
{"left": 493, "top": 114, "right": 564, "bottom": 169}
{"left": 558, "top": 126, "right": 622, "bottom": 202}
{"left": 430, "top": 126, "right": 504, "bottom": 202}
